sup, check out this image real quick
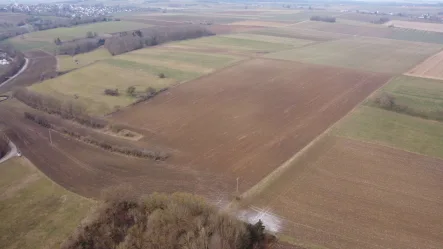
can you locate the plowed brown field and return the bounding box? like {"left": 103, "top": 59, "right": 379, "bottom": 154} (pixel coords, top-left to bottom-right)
{"left": 249, "top": 136, "right": 443, "bottom": 249}
{"left": 406, "top": 50, "right": 443, "bottom": 80}
{"left": 112, "top": 59, "right": 391, "bottom": 193}
{"left": 0, "top": 100, "right": 233, "bottom": 200}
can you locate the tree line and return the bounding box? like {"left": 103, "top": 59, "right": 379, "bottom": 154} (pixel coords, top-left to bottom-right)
{"left": 310, "top": 16, "right": 336, "bottom": 23}
{"left": 105, "top": 25, "right": 214, "bottom": 56}
{"left": 62, "top": 190, "right": 275, "bottom": 249}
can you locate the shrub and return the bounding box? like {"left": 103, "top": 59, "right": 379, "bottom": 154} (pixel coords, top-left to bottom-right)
{"left": 126, "top": 86, "right": 136, "bottom": 97}
{"left": 104, "top": 88, "right": 119, "bottom": 96}
{"left": 158, "top": 73, "right": 166, "bottom": 78}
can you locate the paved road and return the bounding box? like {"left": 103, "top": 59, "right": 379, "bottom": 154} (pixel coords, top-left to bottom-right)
{"left": 0, "top": 58, "right": 29, "bottom": 90}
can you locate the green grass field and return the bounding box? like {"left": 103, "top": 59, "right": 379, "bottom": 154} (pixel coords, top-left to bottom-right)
{"left": 266, "top": 36, "right": 442, "bottom": 73}
{"left": 332, "top": 105, "right": 443, "bottom": 159}
{"left": 224, "top": 33, "right": 314, "bottom": 46}
{"left": 0, "top": 157, "right": 94, "bottom": 249}
{"left": 367, "top": 75, "right": 443, "bottom": 112}
{"left": 7, "top": 21, "right": 151, "bottom": 51}
{"left": 31, "top": 61, "right": 176, "bottom": 114}
{"left": 249, "top": 26, "right": 350, "bottom": 41}
{"left": 57, "top": 48, "right": 112, "bottom": 72}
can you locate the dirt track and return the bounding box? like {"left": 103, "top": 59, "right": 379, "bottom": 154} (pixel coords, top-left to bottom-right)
{"left": 112, "top": 58, "right": 391, "bottom": 194}
{"left": 249, "top": 136, "right": 443, "bottom": 249}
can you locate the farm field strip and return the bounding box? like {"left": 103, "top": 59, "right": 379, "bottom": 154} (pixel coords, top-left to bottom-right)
{"left": 0, "top": 157, "right": 95, "bottom": 249}
{"left": 57, "top": 47, "right": 112, "bottom": 72}
{"left": 265, "top": 36, "right": 442, "bottom": 73}
{"left": 386, "top": 20, "right": 443, "bottom": 33}
{"left": 406, "top": 50, "right": 443, "bottom": 80}
{"left": 223, "top": 33, "right": 314, "bottom": 46}
{"left": 111, "top": 58, "right": 390, "bottom": 194}
{"left": 293, "top": 20, "right": 443, "bottom": 44}
{"left": 246, "top": 136, "right": 443, "bottom": 249}
{"left": 332, "top": 105, "right": 443, "bottom": 159}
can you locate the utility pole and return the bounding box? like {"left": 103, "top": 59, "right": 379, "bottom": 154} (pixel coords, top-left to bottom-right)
{"left": 48, "top": 128, "right": 52, "bottom": 145}
{"left": 236, "top": 177, "right": 239, "bottom": 193}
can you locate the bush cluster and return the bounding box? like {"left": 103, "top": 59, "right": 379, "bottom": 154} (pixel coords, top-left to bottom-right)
{"left": 104, "top": 88, "right": 119, "bottom": 96}
{"left": 23, "top": 112, "right": 168, "bottom": 161}
{"left": 310, "top": 16, "right": 336, "bottom": 23}
{"left": 62, "top": 192, "right": 273, "bottom": 249}
{"left": 373, "top": 93, "right": 443, "bottom": 122}
{"left": 14, "top": 88, "right": 108, "bottom": 129}
{"left": 133, "top": 87, "right": 169, "bottom": 105}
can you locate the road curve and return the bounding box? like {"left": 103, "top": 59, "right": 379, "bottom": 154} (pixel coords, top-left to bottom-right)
{"left": 0, "top": 57, "right": 29, "bottom": 90}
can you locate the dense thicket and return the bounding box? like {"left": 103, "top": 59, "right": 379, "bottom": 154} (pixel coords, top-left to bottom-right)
{"left": 62, "top": 192, "right": 273, "bottom": 249}
{"left": 14, "top": 88, "right": 108, "bottom": 128}
{"left": 310, "top": 16, "right": 336, "bottom": 23}
{"left": 372, "top": 93, "right": 443, "bottom": 122}
{"left": 57, "top": 37, "right": 106, "bottom": 56}
{"left": 372, "top": 17, "right": 390, "bottom": 24}
{"left": 0, "top": 44, "right": 25, "bottom": 83}
{"left": 105, "top": 25, "right": 214, "bottom": 55}
{"left": 0, "top": 133, "right": 9, "bottom": 158}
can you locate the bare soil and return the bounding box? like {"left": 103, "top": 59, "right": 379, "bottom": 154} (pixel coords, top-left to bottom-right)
{"left": 111, "top": 59, "right": 391, "bottom": 194}
{"left": 0, "top": 100, "right": 233, "bottom": 200}
{"left": 248, "top": 136, "right": 443, "bottom": 249}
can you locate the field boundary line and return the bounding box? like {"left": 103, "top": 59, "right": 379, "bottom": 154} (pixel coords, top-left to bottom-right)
{"left": 234, "top": 74, "right": 395, "bottom": 206}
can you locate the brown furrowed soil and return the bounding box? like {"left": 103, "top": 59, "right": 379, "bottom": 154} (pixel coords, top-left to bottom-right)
{"left": 112, "top": 59, "right": 391, "bottom": 194}
{"left": 248, "top": 136, "right": 443, "bottom": 249}
{"left": 406, "top": 50, "right": 443, "bottom": 80}
{"left": 386, "top": 20, "right": 443, "bottom": 33}
{"left": 0, "top": 50, "right": 56, "bottom": 93}
{"left": 0, "top": 100, "right": 233, "bottom": 200}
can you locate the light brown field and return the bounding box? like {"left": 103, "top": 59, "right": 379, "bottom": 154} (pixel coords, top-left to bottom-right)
{"left": 229, "top": 20, "right": 289, "bottom": 27}
{"left": 111, "top": 59, "right": 390, "bottom": 193}
{"left": 406, "top": 49, "right": 443, "bottom": 80}
{"left": 386, "top": 20, "right": 443, "bottom": 32}
{"left": 248, "top": 136, "right": 443, "bottom": 249}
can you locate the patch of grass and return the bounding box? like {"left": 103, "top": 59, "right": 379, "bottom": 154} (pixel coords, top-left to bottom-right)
{"left": 105, "top": 58, "right": 202, "bottom": 81}
{"left": 332, "top": 105, "right": 443, "bottom": 159}
{"left": 130, "top": 48, "right": 242, "bottom": 69}
{"left": 176, "top": 35, "right": 293, "bottom": 51}
{"left": 30, "top": 62, "right": 175, "bottom": 114}
{"left": 0, "top": 157, "right": 94, "bottom": 249}
{"left": 224, "top": 33, "right": 314, "bottom": 46}
{"left": 57, "top": 48, "right": 112, "bottom": 72}
{"left": 266, "top": 37, "right": 442, "bottom": 73}
{"left": 367, "top": 75, "right": 443, "bottom": 113}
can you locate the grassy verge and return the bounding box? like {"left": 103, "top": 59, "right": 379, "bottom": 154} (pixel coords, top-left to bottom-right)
{"left": 0, "top": 157, "right": 94, "bottom": 249}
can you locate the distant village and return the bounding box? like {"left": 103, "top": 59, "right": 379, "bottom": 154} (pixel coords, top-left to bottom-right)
{"left": 0, "top": 3, "right": 150, "bottom": 18}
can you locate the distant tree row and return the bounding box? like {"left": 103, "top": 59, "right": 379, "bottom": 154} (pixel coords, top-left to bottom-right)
{"left": 105, "top": 25, "right": 214, "bottom": 55}
{"left": 56, "top": 37, "right": 105, "bottom": 56}
{"left": 310, "top": 16, "right": 336, "bottom": 23}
